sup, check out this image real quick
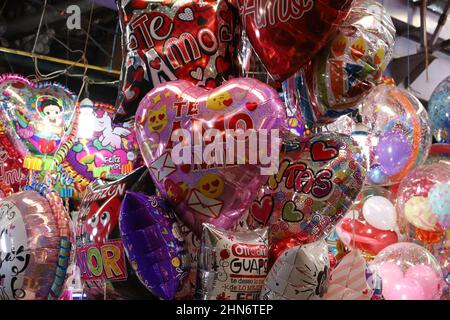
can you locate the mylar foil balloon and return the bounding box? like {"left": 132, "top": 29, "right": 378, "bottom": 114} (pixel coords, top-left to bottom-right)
{"left": 196, "top": 223, "right": 268, "bottom": 300}
{"left": 325, "top": 250, "right": 381, "bottom": 300}
{"left": 232, "top": 0, "right": 354, "bottom": 81}
{"left": 175, "top": 223, "right": 200, "bottom": 300}
{"left": 300, "top": 0, "right": 395, "bottom": 124}
{"left": 336, "top": 186, "right": 398, "bottom": 257}
{"left": 115, "top": 0, "right": 235, "bottom": 121}
{"left": 0, "top": 185, "right": 71, "bottom": 300}
{"left": 65, "top": 98, "right": 139, "bottom": 189}
{"left": 0, "top": 74, "right": 78, "bottom": 171}
{"left": 76, "top": 167, "right": 156, "bottom": 300}
{"left": 0, "top": 127, "right": 28, "bottom": 192}
{"left": 135, "top": 78, "right": 286, "bottom": 236}
{"left": 355, "top": 85, "right": 432, "bottom": 186}
{"left": 261, "top": 240, "right": 329, "bottom": 300}
{"left": 428, "top": 76, "right": 450, "bottom": 143}
{"left": 372, "top": 242, "right": 444, "bottom": 300}
{"left": 119, "top": 192, "right": 187, "bottom": 300}
{"left": 247, "top": 132, "right": 366, "bottom": 245}
{"left": 425, "top": 143, "right": 450, "bottom": 166}
{"left": 397, "top": 163, "right": 450, "bottom": 247}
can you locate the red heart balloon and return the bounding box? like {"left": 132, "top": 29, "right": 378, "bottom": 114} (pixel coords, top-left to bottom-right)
{"left": 116, "top": 1, "right": 235, "bottom": 120}
{"left": 337, "top": 217, "right": 398, "bottom": 256}
{"left": 233, "top": 0, "right": 354, "bottom": 81}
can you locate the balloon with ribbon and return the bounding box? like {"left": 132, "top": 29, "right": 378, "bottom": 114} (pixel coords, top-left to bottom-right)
{"left": 233, "top": 0, "right": 354, "bottom": 82}
{"left": 0, "top": 74, "right": 79, "bottom": 177}
{"left": 135, "top": 78, "right": 286, "bottom": 236}
{"left": 65, "top": 98, "right": 140, "bottom": 192}
{"left": 0, "top": 183, "right": 71, "bottom": 300}
{"left": 247, "top": 132, "right": 366, "bottom": 245}
{"left": 76, "top": 166, "right": 157, "bottom": 300}
{"left": 115, "top": 0, "right": 235, "bottom": 121}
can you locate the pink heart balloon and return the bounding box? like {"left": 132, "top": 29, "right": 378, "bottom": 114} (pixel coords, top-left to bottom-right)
{"left": 135, "top": 78, "right": 286, "bottom": 236}
{"left": 382, "top": 278, "right": 426, "bottom": 300}
{"left": 404, "top": 265, "right": 441, "bottom": 300}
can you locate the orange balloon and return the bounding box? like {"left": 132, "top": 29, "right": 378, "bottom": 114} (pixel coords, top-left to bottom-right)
{"left": 416, "top": 224, "right": 445, "bottom": 244}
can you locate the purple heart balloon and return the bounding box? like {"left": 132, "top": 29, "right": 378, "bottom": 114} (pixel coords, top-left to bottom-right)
{"left": 119, "top": 191, "right": 188, "bottom": 300}
{"left": 135, "top": 78, "right": 286, "bottom": 236}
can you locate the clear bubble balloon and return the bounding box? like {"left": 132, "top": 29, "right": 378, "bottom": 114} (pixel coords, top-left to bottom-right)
{"left": 336, "top": 186, "right": 398, "bottom": 257}
{"left": 355, "top": 85, "right": 432, "bottom": 186}
{"left": 372, "top": 242, "right": 444, "bottom": 300}
{"left": 428, "top": 76, "right": 450, "bottom": 143}
{"left": 397, "top": 163, "right": 450, "bottom": 242}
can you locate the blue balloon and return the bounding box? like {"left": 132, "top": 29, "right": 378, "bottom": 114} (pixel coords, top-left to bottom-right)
{"left": 429, "top": 76, "right": 450, "bottom": 143}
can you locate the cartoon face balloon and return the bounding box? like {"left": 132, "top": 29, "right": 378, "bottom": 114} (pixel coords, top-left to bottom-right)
{"left": 65, "top": 98, "right": 139, "bottom": 187}
{"left": 0, "top": 189, "right": 71, "bottom": 300}
{"left": 115, "top": 0, "right": 235, "bottom": 121}
{"left": 233, "top": 0, "right": 354, "bottom": 81}
{"left": 135, "top": 78, "right": 286, "bottom": 236}
{"left": 76, "top": 167, "right": 155, "bottom": 300}
{"left": 0, "top": 74, "right": 77, "bottom": 171}
{"left": 247, "top": 132, "right": 366, "bottom": 245}
{"left": 261, "top": 240, "right": 330, "bottom": 300}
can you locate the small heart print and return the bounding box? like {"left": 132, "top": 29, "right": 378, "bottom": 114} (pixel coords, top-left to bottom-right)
{"left": 282, "top": 201, "right": 304, "bottom": 223}
{"left": 310, "top": 141, "right": 339, "bottom": 162}
{"left": 250, "top": 195, "right": 274, "bottom": 225}
{"left": 223, "top": 99, "right": 233, "bottom": 107}
{"left": 150, "top": 58, "right": 161, "bottom": 70}
{"left": 178, "top": 7, "right": 194, "bottom": 21}
{"left": 215, "top": 56, "right": 230, "bottom": 74}
{"left": 245, "top": 102, "right": 258, "bottom": 111}
{"left": 190, "top": 67, "right": 203, "bottom": 81}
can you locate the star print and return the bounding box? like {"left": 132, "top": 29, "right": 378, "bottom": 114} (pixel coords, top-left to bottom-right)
{"left": 86, "top": 161, "right": 97, "bottom": 173}
{"left": 153, "top": 95, "right": 161, "bottom": 104}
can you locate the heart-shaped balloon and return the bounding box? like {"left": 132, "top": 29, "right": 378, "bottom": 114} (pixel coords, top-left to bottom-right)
{"left": 0, "top": 74, "right": 78, "bottom": 171}
{"left": 0, "top": 124, "right": 28, "bottom": 192}
{"left": 115, "top": 0, "right": 235, "bottom": 121}
{"left": 135, "top": 78, "right": 286, "bottom": 236}
{"left": 65, "top": 98, "right": 140, "bottom": 190}
{"left": 337, "top": 218, "right": 398, "bottom": 256}
{"left": 232, "top": 0, "right": 354, "bottom": 81}
{"left": 247, "top": 132, "right": 366, "bottom": 244}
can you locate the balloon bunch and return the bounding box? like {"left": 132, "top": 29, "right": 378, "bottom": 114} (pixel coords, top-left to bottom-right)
{"left": 0, "top": 0, "right": 448, "bottom": 302}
